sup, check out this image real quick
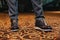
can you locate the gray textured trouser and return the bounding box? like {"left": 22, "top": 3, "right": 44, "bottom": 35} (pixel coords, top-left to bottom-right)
{"left": 6, "top": 0, "right": 44, "bottom": 27}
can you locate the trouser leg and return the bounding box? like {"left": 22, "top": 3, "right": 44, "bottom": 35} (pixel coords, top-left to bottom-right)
{"left": 31, "top": 0, "right": 44, "bottom": 20}
{"left": 6, "top": 0, "right": 18, "bottom": 20}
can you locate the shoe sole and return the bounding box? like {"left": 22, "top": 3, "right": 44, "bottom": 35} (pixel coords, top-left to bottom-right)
{"left": 11, "top": 29, "right": 19, "bottom": 32}
{"left": 34, "top": 27, "right": 52, "bottom": 32}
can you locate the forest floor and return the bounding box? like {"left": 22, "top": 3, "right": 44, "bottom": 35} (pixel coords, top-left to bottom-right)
{"left": 0, "top": 12, "right": 60, "bottom": 40}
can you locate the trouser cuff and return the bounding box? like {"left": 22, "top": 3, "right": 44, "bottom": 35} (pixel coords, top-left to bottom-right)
{"left": 35, "top": 16, "right": 45, "bottom": 20}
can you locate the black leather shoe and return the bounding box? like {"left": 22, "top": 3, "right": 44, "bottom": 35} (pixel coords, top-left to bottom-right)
{"left": 10, "top": 19, "right": 19, "bottom": 32}
{"left": 35, "top": 19, "right": 52, "bottom": 32}
{"left": 11, "top": 26, "right": 19, "bottom": 32}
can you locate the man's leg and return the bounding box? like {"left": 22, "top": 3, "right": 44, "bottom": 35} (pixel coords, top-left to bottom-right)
{"left": 6, "top": 0, "right": 19, "bottom": 32}
{"left": 31, "top": 0, "right": 52, "bottom": 32}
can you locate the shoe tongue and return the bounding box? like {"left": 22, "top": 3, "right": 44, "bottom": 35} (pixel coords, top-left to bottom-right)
{"left": 43, "top": 20, "right": 48, "bottom": 25}
{"left": 13, "top": 20, "right": 16, "bottom": 22}
{"left": 11, "top": 19, "right": 18, "bottom": 27}
{"left": 40, "top": 19, "right": 48, "bottom": 26}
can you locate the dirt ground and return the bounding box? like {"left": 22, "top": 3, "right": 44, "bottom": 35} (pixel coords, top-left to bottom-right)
{"left": 0, "top": 12, "right": 60, "bottom": 40}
